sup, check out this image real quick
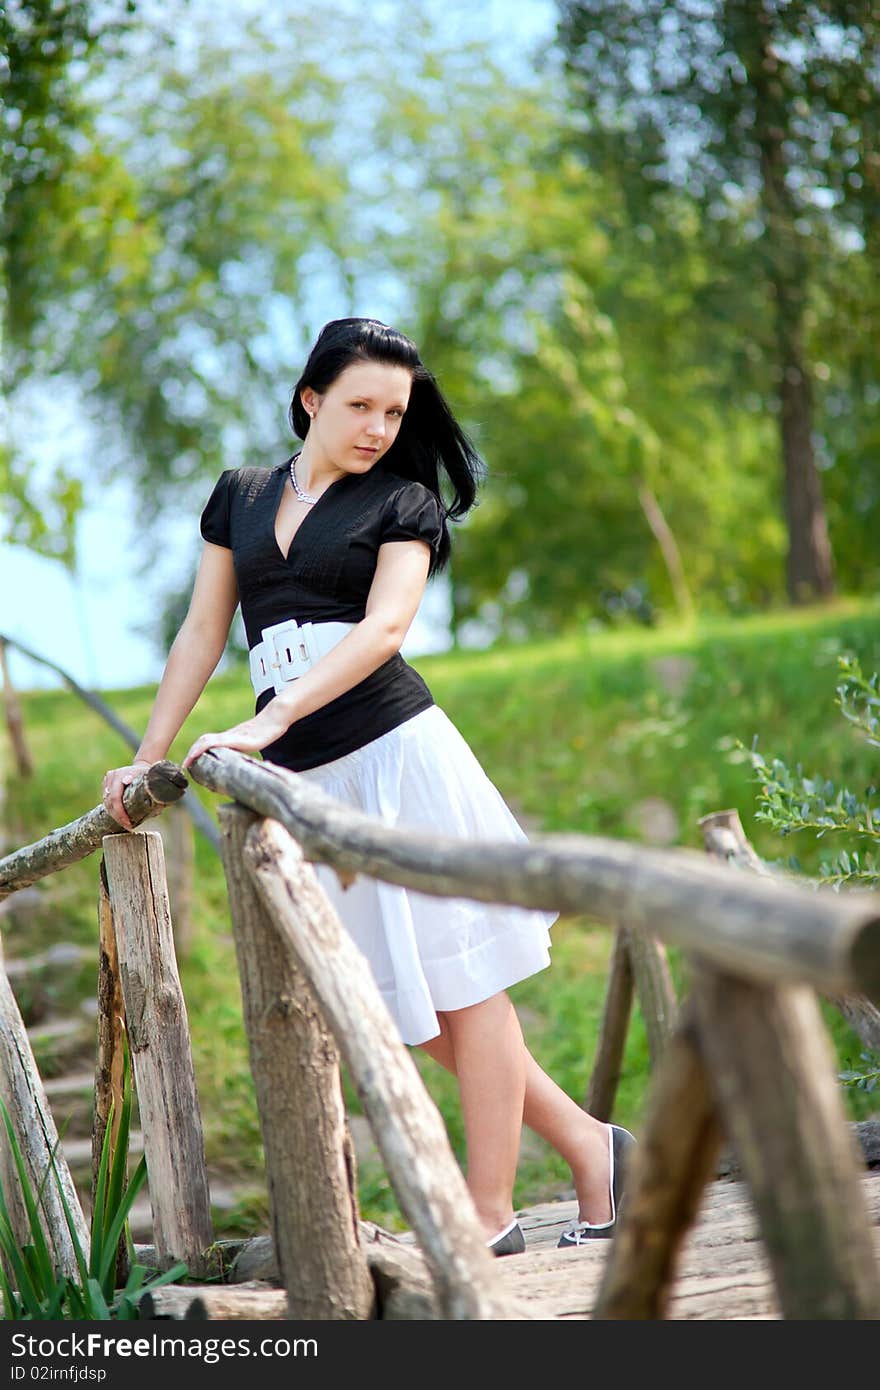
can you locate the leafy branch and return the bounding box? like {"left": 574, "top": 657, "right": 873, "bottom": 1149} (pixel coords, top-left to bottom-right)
{"left": 735, "top": 653, "right": 879, "bottom": 1088}
{"left": 735, "top": 655, "right": 880, "bottom": 890}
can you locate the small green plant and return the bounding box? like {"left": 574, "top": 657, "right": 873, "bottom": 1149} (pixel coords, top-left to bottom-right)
{"left": 739, "top": 655, "right": 880, "bottom": 890}
{"left": 737, "top": 653, "right": 880, "bottom": 1092}
{"left": 839, "top": 1055, "right": 879, "bottom": 1094}
{"left": 0, "top": 1049, "right": 187, "bottom": 1319}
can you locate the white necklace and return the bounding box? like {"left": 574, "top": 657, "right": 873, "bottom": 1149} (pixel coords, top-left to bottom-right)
{"left": 289, "top": 452, "right": 318, "bottom": 506}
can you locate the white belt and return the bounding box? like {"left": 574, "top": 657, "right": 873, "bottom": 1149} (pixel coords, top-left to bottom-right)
{"left": 249, "top": 618, "right": 356, "bottom": 697}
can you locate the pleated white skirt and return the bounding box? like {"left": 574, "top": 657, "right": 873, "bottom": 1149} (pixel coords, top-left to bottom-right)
{"left": 293, "top": 704, "right": 557, "bottom": 1045}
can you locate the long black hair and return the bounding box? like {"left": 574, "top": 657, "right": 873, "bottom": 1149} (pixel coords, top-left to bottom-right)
{"left": 288, "top": 318, "right": 483, "bottom": 573}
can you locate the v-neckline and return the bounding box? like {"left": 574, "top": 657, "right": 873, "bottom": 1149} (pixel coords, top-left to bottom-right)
{"left": 271, "top": 460, "right": 350, "bottom": 564}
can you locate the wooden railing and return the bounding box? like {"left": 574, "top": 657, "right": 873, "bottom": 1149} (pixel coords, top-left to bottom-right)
{"left": 0, "top": 750, "right": 879, "bottom": 1319}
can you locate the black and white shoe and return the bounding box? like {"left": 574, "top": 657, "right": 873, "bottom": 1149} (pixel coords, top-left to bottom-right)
{"left": 557, "top": 1124, "right": 637, "bottom": 1247}
{"left": 487, "top": 1218, "right": 526, "bottom": 1257}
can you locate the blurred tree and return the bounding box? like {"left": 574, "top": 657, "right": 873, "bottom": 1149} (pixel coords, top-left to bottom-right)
{"left": 557, "top": 1, "right": 880, "bottom": 605}
{"left": 10, "top": 0, "right": 875, "bottom": 650}
{"left": 1, "top": 5, "right": 356, "bottom": 566}
{"left": 366, "top": 37, "right": 784, "bottom": 636}
{"left": 1, "top": 0, "right": 137, "bottom": 560}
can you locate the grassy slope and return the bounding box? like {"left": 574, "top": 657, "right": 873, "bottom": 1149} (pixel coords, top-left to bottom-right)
{"left": 4, "top": 595, "right": 879, "bottom": 1232}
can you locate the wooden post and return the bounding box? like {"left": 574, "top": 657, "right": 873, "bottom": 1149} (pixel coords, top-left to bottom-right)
{"left": 624, "top": 926, "right": 678, "bottom": 1063}
{"left": 102, "top": 831, "right": 213, "bottom": 1274}
{"left": 93, "top": 858, "right": 129, "bottom": 1285}
{"left": 241, "top": 815, "right": 519, "bottom": 1320}
{"left": 0, "top": 946, "right": 89, "bottom": 1275}
{"left": 831, "top": 995, "right": 880, "bottom": 1055}
{"left": 691, "top": 966, "right": 880, "bottom": 1319}
{"left": 0, "top": 640, "right": 33, "bottom": 779}
{"left": 585, "top": 927, "right": 634, "bottom": 1120}
{"left": 93, "top": 859, "right": 126, "bottom": 1183}
{"left": 216, "top": 805, "right": 374, "bottom": 1321}
{"left": 592, "top": 1004, "right": 724, "bottom": 1319}
{"left": 157, "top": 804, "right": 194, "bottom": 958}
{"left": 700, "top": 808, "right": 880, "bottom": 1058}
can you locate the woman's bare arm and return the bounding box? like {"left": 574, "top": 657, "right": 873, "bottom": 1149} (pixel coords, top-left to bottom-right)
{"left": 135, "top": 543, "right": 240, "bottom": 761}
{"left": 267, "top": 538, "right": 432, "bottom": 725}
{"left": 102, "top": 542, "right": 239, "bottom": 827}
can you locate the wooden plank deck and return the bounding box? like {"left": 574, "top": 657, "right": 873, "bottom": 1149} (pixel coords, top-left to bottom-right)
{"left": 395, "top": 1172, "right": 880, "bottom": 1319}
{"left": 135, "top": 1173, "right": 880, "bottom": 1319}
{"left": 500, "top": 1172, "right": 880, "bottom": 1319}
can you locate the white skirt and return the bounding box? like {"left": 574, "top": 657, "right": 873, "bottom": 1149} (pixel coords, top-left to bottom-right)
{"left": 293, "top": 705, "right": 557, "bottom": 1045}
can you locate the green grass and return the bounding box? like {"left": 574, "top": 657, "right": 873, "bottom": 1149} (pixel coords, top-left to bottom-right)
{"left": 3, "top": 594, "right": 879, "bottom": 1234}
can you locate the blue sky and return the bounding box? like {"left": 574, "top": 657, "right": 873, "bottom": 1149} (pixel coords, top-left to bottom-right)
{"left": 2, "top": 1, "right": 557, "bottom": 696}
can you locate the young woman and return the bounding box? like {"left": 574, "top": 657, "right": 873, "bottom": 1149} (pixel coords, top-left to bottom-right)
{"left": 100, "top": 317, "right": 635, "bottom": 1255}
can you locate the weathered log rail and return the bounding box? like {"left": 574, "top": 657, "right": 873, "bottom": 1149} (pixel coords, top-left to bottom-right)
{"left": 0, "top": 747, "right": 878, "bottom": 1319}
{"left": 0, "top": 632, "right": 220, "bottom": 853}
{"left": 0, "top": 761, "right": 187, "bottom": 899}
{"left": 189, "top": 749, "right": 880, "bottom": 999}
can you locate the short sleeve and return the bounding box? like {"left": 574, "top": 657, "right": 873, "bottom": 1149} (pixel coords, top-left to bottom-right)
{"left": 381, "top": 482, "right": 445, "bottom": 562}
{"left": 199, "top": 471, "right": 234, "bottom": 547}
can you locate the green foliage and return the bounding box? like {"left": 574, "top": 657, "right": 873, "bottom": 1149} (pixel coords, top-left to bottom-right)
{"left": 3, "top": 2, "right": 354, "bottom": 563}
{"left": 0, "top": 446, "right": 83, "bottom": 567}
{"left": 0, "top": 1048, "right": 186, "bottom": 1320}
{"left": 741, "top": 655, "right": 880, "bottom": 889}
{"left": 839, "top": 1057, "right": 879, "bottom": 1095}
{"left": 367, "top": 41, "right": 784, "bottom": 634}
{"left": 1, "top": 0, "right": 135, "bottom": 561}
{"left": 3, "top": 0, "right": 861, "bottom": 641}
{"left": 556, "top": 1, "right": 880, "bottom": 600}
{"left": 739, "top": 652, "right": 880, "bottom": 1090}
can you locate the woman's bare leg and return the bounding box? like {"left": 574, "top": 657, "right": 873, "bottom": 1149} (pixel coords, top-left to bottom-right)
{"left": 434, "top": 993, "right": 526, "bottom": 1241}
{"left": 421, "top": 1001, "right": 612, "bottom": 1224}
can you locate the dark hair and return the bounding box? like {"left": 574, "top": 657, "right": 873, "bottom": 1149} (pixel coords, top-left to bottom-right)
{"left": 288, "top": 318, "right": 483, "bottom": 573}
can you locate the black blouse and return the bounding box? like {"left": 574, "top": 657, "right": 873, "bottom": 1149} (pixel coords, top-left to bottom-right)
{"left": 199, "top": 459, "right": 445, "bottom": 770}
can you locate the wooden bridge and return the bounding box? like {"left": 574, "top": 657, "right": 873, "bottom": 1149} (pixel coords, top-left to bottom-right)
{"left": 0, "top": 741, "right": 879, "bottom": 1320}
{"left": 402, "top": 1171, "right": 880, "bottom": 1320}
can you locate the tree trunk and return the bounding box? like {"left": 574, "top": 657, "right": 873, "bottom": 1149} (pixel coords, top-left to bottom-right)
{"left": 637, "top": 482, "right": 694, "bottom": 620}
{"left": 751, "top": 8, "right": 835, "bottom": 602}
{"left": 0, "top": 640, "right": 33, "bottom": 779}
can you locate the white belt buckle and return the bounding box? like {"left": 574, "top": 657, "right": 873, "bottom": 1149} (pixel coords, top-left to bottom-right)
{"left": 266, "top": 618, "right": 314, "bottom": 693}
{"left": 249, "top": 643, "right": 269, "bottom": 693}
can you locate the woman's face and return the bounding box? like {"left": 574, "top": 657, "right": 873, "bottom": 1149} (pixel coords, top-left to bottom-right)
{"left": 301, "top": 359, "right": 413, "bottom": 474}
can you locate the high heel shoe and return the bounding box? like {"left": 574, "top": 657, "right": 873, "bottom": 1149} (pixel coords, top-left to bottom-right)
{"left": 487, "top": 1218, "right": 526, "bottom": 1257}
{"left": 557, "top": 1124, "right": 637, "bottom": 1247}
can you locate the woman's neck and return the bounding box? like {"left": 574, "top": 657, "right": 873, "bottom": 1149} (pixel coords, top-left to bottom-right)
{"left": 296, "top": 444, "right": 345, "bottom": 495}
